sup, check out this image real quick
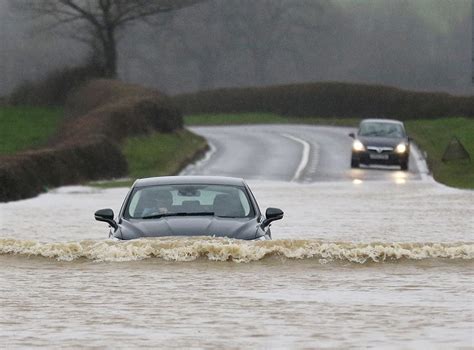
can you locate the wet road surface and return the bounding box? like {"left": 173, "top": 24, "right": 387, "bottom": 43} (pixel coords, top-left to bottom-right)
{"left": 184, "top": 125, "right": 427, "bottom": 183}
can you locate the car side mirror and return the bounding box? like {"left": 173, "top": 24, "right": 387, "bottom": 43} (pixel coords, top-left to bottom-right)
{"left": 94, "top": 208, "right": 118, "bottom": 230}
{"left": 262, "top": 207, "right": 284, "bottom": 228}
{"left": 348, "top": 132, "right": 355, "bottom": 138}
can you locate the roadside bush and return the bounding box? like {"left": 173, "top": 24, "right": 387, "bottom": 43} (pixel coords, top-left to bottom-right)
{"left": 173, "top": 82, "right": 474, "bottom": 120}
{"left": 8, "top": 64, "right": 105, "bottom": 107}
{"left": 58, "top": 79, "right": 182, "bottom": 141}
{"left": 0, "top": 79, "right": 184, "bottom": 202}
{"left": 0, "top": 139, "right": 127, "bottom": 201}
{"left": 64, "top": 79, "right": 158, "bottom": 116}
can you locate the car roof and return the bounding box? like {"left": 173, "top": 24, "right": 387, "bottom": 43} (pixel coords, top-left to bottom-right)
{"left": 133, "top": 176, "right": 247, "bottom": 188}
{"left": 360, "top": 118, "right": 404, "bottom": 125}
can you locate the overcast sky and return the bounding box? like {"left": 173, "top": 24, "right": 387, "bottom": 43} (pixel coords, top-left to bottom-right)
{"left": 0, "top": 0, "right": 472, "bottom": 96}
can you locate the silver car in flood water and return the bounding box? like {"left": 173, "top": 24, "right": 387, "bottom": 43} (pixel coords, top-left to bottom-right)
{"left": 95, "top": 176, "right": 284, "bottom": 240}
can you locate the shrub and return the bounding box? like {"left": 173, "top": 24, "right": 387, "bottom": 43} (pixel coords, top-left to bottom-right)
{"left": 173, "top": 82, "right": 474, "bottom": 120}
{"left": 0, "top": 79, "right": 184, "bottom": 202}
{"left": 0, "top": 139, "right": 127, "bottom": 201}
{"left": 59, "top": 79, "right": 183, "bottom": 141}
{"left": 8, "top": 64, "right": 105, "bottom": 107}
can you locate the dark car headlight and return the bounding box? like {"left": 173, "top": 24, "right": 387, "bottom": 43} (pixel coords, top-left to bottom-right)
{"left": 395, "top": 143, "right": 407, "bottom": 154}
{"left": 352, "top": 140, "right": 365, "bottom": 152}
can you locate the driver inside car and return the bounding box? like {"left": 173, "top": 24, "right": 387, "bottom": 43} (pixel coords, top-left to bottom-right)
{"left": 140, "top": 190, "right": 173, "bottom": 217}
{"left": 155, "top": 190, "right": 173, "bottom": 214}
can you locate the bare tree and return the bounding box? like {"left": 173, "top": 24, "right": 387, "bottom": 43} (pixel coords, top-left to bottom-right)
{"left": 12, "top": 0, "right": 202, "bottom": 77}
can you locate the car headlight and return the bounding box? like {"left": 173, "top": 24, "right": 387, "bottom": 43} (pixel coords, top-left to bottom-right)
{"left": 395, "top": 143, "right": 407, "bottom": 154}
{"left": 352, "top": 140, "right": 365, "bottom": 152}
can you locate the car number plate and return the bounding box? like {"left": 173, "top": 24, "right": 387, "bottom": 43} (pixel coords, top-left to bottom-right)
{"left": 370, "top": 154, "right": 389, "bottom": 160}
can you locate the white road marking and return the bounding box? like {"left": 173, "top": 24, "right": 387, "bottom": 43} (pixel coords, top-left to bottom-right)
{"left": 281, "top": 133, "right": 311, "bottom": 182}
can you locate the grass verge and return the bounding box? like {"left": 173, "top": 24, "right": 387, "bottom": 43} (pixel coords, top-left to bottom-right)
{"left": 91, "top": 129, "right": 208, "bottom": 188}
{"left": 0, "top": 106, "right": 63, "bottom": 154}
{"left": 405, "top": 118, "right": 473, "bottom": 189}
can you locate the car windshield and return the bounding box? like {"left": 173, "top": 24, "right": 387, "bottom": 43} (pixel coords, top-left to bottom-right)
{"left": 125, "top": 184, "right": 254, "bottom": 219}
{"left": 358, "top": 122, "right": 405, "bottom": 138}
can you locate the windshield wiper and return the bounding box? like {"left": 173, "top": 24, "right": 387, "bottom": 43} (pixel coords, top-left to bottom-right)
{"left": 142, "top": 213, "right": 179, "bottom": 219}
{"left": 142, "top": 212, "right": 215, "bottom": 219}
{"left": 182, "top": 212, "right": 215, "bottom": 216}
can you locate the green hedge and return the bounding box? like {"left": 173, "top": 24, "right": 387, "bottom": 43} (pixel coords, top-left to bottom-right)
{"left": 0, "top": 80, "right": 183, "bottom": 202}
{"left": 173, "top": 82, "right": 474, "bottom": 120}
{"left": 0, "top": 139, "right": 127, "bottom": 201}
{"left": 8, "top": 64, "right": 105, "bottom": 107}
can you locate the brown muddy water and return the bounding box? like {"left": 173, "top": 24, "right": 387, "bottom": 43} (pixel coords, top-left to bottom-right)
{"left": 1, "top": 180, "right": 473, "bottom": 348}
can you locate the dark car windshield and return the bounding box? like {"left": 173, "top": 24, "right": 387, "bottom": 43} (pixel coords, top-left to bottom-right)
{"left": 359, "top": 122, "right": 406, "bottom": 138}
{"left": 125, "top": 184, "right": 254, "bottom": 219}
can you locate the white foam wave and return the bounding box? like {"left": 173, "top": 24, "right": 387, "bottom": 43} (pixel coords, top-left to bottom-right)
{"left": 1, "top": 237, "right": 473, "bottom": 263}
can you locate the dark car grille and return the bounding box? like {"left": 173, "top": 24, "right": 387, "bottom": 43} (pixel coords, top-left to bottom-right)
{"left": 367, "top": 146, "right": 394, "bottom": 154}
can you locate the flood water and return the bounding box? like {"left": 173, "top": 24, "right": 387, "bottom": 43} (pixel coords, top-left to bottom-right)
{"left": 1, "top": 180, "right": 473, "bottom": 348}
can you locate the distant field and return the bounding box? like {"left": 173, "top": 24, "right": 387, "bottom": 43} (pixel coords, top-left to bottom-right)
{"left": 0, "top": 106, "right": 63, "bottom": 154}
{"left": 405, "top": 118, "right": 473, "bottom": 189}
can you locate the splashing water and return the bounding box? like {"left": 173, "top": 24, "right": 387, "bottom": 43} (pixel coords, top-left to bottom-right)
{"left": 1, "top": 237, "right": 472, "bottom": 263}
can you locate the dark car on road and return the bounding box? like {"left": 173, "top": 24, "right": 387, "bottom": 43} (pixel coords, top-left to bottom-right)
{"left": 349, "top": 119, "right": 410, "bottom": 170}
{"left": 95, "top": 176, "right": 284, "bottom": 240}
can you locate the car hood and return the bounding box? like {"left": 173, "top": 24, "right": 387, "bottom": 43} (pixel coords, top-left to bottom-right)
{"left": 358, "top": 136, "right": 405, "bottom": 148}
{"left": 118, "top": 216, "right": 260, "bottom": 240}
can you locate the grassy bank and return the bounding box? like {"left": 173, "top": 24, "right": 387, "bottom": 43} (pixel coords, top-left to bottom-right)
{"left": 405, "top": 118, "right": 473, "bottom": 189}
{"left": 0, "top": 106, "right": 63, "bottom": 154}
{"left": 92, "top": 130, "right": 208, "bottom": 188}
{"left": 186, "top": 113, "right": 473, "bottom": 189}
{"left": 1, "top": 106, "right": 207, "bottom": 193}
